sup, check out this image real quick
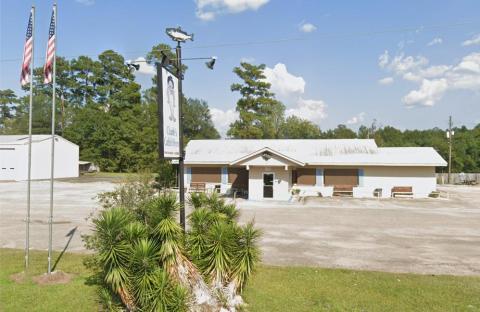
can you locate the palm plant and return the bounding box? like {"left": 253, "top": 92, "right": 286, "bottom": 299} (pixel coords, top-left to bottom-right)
{"left": 231, "top": 222, "right": 261, "bottom": 292}
{"left": 186, "top": 192, "right": 262, "bottom": 305}
{"left": 92, "top": 207, "right": 135, "bottom": 309}
{"left": 87, "top": 181, "right": 261, "bottom": 311}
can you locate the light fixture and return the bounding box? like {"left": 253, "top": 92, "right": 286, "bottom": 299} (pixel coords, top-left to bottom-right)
{"left": 126, "top": 63, "right": 140, "bottom": 72}
{"left": 205, "top": 56, "right": 217, "bottom": 70}
{"left": 166, "top": 27, "right": 194, "bottom": 42}
{"left": 262, "top": 152, "right": 271, "bottom": 161}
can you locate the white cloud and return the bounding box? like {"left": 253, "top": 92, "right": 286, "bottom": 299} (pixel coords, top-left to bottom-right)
{"left": 210, "top": 108, "right": 239, "bottom": 137}
{"left": 286, "top": 98, "right": 327, "bottom": 123}
{"left": 378, "top": 50, "right": 389, "bottom": 68}
{"left": 195, "top": 0, "right": 269, "bottom": 21}
{"left": 76, "top": 0, "right": 95, "bottom": 5}
{"left": 402, "top": 65, "right": 451, "bottom": 82}
{"left": 462, "top": 34, "right": 480, "bottom": 47}
{"left": 196, "top": 11, "right": 216, "bottom": 21}
{"left": 387, "top": 53, "right": 429, "bottom": 74}
{"left": 299, "top": 23, "right": 317, "bottom": 33}
{"left": 378, "top": 77, "right": 394, "bottom": 85}
{"left": 427, "top": 37, "right": 443, "bottom": 46}
{"left": 211, "top": 63, "right": 328, "bottom": 135}
{"left": 380, "top": 49, "right": 480, "bottom": 106}
{"left": 403, "top": 79, "right": 448, "bottom": 106}
{"left": 263, "top": 63, "right": 327, "bottom": 123}
{"left": 127, "top": 57, "right": 155, "bottom": 75}
{"left": 346, "top": 112, "right": 366, "bottom": 125}
{"left": 263, "top": 63, "right": 305, "bottom": 97}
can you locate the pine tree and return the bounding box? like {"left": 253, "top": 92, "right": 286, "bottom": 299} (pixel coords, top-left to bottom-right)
{"left": 228, "top": 62, "right": 285, "bottom": 139}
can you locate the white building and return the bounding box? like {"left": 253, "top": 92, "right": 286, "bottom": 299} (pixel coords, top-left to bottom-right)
{"left": 184, "top": 139, "right": 447, "bottom": 200}
{"left": 0, "top": 135, "right": 79, "bottom": 181}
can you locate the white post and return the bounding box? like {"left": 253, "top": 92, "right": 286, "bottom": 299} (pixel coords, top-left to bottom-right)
{"left": 25, "top": 5, "right": 35, "bottom": 271}
{"left": 47, "top": 3, "right": 57, "bottom": 275}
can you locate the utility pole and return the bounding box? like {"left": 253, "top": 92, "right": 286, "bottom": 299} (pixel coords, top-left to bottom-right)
{"left": 447, "top": 116, "right": 454, "bottom": 184}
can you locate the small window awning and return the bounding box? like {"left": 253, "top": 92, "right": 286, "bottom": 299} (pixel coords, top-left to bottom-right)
{"left": 229, "top": 147, "right": 305, "bottom": 166}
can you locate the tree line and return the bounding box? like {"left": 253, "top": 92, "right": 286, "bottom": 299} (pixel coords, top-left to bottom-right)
{"left": 1, "top": 47, "right": 479, "bottom": 173}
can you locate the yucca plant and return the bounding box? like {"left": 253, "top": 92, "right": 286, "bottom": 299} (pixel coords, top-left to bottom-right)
{"left": 231, "top": 222, "right": 262, "bottom": 292}
{"left": 92, "top": 207, "right": 135, "bottom": 309}
{"left": 200, "top": 221, "right": 236, "bottom": 286}
{"left": 186, "top": 192, "right": 262, "bottom": 306}
{"left": 86, "top": 180, "right": 261, "bottom": 311}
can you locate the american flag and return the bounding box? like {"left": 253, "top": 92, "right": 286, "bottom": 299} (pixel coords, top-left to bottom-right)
{"left": 43, "top": 7, "right": 56, "bottom": 84}
{"left": 20, "top": 11, "right": 33, "bottom": 86}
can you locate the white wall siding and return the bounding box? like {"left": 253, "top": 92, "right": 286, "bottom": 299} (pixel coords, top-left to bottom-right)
{"left": 0, "top": 136, "right": 79, "bottom": 181}
{"left": 0, "top": 147, "right": 20, "bottom": 180}
{"left": 248, "top": 166, "right": 291, "bottom": 201}
{"left": 360, "top": 166, "right": 436, "bottom": 198}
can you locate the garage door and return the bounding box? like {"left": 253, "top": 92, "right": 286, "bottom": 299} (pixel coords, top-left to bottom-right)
{"left": 191, "top": 167, "right": 221, "bottom": 183}
{"left": 324, "top": 169, "right": 358, "bottom": 186}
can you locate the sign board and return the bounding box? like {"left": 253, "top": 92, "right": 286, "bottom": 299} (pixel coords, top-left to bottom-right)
{"left": 158, "top": 66, "right": 180, "bottom": 159}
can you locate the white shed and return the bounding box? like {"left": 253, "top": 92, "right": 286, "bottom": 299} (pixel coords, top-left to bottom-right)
{"left": 0, "top": 135, "right": 79, "bottom": 181}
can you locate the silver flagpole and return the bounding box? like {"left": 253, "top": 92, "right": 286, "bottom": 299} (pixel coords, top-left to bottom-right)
{"left": 47, "top": 3, "right": 57, "bottom": 275}
{"left": 25, "top": 5, "right": 35, "bottom": 272}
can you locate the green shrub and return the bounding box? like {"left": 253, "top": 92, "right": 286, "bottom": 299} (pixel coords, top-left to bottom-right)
{"left": 85, "top": 181, "right": 261, "bottom": 311}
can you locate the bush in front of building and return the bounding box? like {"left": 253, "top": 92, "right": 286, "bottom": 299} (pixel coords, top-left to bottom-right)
{"left": 84, "top": 181, "right": 261, "bottom": 311}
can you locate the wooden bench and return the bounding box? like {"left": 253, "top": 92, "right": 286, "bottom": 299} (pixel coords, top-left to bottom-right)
{"left": 391, "top": 186, "right": 413, "bottom": 198}
{"left": 189, "top": 182, "right": 206, "bottom": 193}
{"left": 333, "top": 185, "right": 354, "bottom": 197}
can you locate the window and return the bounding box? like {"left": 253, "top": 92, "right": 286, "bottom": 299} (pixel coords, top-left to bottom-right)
{"left": 293, "top": 168, "right": 316, "bottom": 185}
{"left": 191, "top": 167, "right": 221, "bottom": 183}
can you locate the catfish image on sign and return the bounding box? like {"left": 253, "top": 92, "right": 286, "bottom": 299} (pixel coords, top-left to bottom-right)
{"left": 166, "top": 27, "right": 194, "bottom": 42}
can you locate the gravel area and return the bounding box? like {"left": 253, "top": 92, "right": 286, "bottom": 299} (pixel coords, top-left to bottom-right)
{"left": 1, "top": 180, "right": 479, "bottom": 275}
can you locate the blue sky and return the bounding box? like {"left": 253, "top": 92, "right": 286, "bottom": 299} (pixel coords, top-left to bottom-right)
{"left": 1, "top": 0, "right": 479, "bottom": 135}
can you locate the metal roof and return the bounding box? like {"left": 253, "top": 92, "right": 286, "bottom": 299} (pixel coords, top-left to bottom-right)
{"left": 185, "top": 139, "right": 447, "bottom": 167}
{"left": 0, "top": 135, "right": 78, "bottom": 147}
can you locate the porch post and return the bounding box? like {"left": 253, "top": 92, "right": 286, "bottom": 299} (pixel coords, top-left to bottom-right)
{"left": 315, "top": 168, "right": 324, "bottom": 186}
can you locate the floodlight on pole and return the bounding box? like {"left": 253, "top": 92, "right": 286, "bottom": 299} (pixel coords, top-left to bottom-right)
{"left": 126, "top": 63, "right": 140, "bottom": 74}
{"left": 205, "top": 56, "right": 217, "bottom": 70}
{"left": 126, "top": 63, "right": 140, "bottom": 71}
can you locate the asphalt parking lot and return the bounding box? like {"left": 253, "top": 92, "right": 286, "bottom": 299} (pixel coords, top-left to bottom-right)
{"left": 1, "top": 180, "right": 479, "bottom": 275}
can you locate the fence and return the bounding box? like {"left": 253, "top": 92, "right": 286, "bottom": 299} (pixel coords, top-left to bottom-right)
{"left": 436, "top": 173, "right": 480, "bottom": 184}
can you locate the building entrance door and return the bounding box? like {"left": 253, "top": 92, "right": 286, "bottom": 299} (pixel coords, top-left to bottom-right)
{"left": 263, "top": 172, "right": 274, "bottom": 198}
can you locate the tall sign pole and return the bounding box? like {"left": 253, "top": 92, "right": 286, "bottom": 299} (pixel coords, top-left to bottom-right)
{"left": 47, "top": 3, "right": 57, "bottom": 274}
{"left": 176, "top": 42, "right": 186, "bottom": 230}
{"left": 22, "top": 6, "right": 35, "bottom": 271}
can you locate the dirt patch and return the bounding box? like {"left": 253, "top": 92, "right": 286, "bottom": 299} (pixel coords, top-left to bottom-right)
{"left": 9, "top": 272, "right": 27, "bottom": 283}
{"left": 32, "top": 271, "right": 73, "bottom": 285}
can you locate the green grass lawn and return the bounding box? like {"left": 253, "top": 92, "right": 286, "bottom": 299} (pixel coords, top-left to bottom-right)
{"left": 243, "top": 266, "right": 480, "bottom": 312}
{"left": 1, "top": 248, "right": 479, "bottom": 311}
{"left": 0, "top": 249, "right": 98, "bottom": 311}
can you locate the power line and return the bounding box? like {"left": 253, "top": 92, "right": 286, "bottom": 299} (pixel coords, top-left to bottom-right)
{"left": 0, "top": 20, "right": 478, "bottom": 63}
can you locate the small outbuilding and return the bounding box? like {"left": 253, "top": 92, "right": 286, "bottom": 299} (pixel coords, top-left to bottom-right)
{"left": 184, "top": 139, "right": 447, "bottom": 200}
{"left": 0, "top": 135, "right": 79, "bottom": 181}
